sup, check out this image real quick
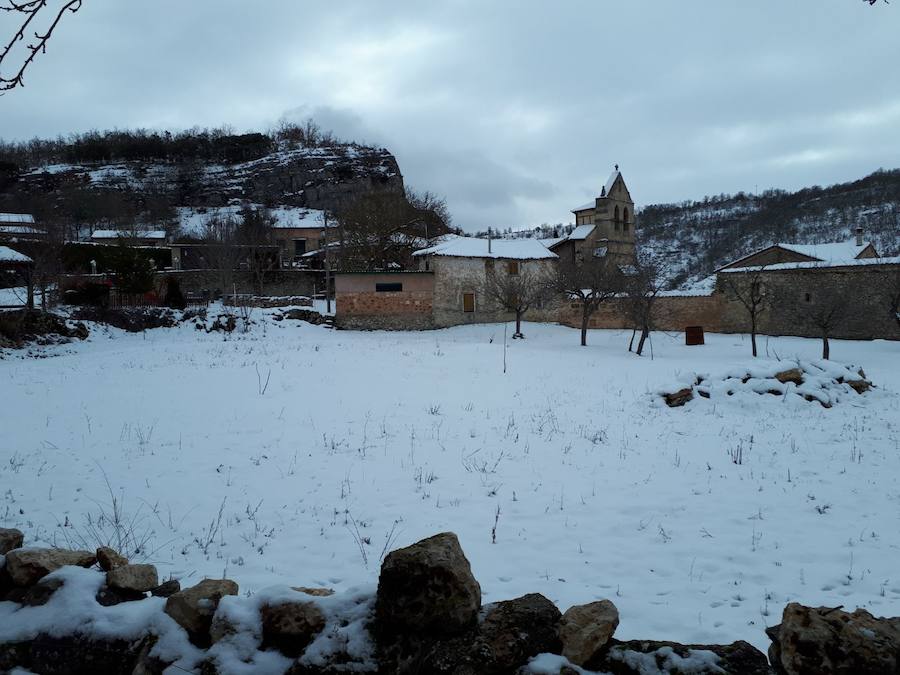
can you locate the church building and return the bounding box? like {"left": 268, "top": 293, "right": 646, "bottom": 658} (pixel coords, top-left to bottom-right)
{"left": 549, "top": 167, "right": 636, "bottom": 266}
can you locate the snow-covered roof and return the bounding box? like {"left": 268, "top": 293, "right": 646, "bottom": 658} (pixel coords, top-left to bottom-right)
{"left": 720, "top": 255, "right": 900, "bottom": 273}
{"left": 413, "top": 235, "right": 557, "bottom": 260}
{"left": 571, "top": 169, "right": 623, "bottom": 213}
{"left": 539, "top": 237, "right": 564, "bottom": 249}
{"left": 91, "top": 229, "right": 167, "bottom": 240}
{"left": 548, "top": 224, "right": 596, "bottom": 249}
{"left": 776, "top": 239, "right": 872, "bottom": 262}
{"left": 0, "top": 213, "right": 35, "bottom": 224}
{"left": 572, "top": 200, "right": 595, "bottom": 213}
{"left": 604, "top": 168, "right": 621, "bottom": 196}
{"left": 0, "top": 225, "right": 46, "bottom": 236}
{"left": 0, "top": 245, "right": 32, "bottom": 263}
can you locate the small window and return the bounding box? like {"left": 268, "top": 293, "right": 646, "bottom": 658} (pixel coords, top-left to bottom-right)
{"left": 463, "top": 292, "right": 475, "bottom": 313}
{"left": 293, "top": 239, "right": 307, "bottom": 256}
{"left": 507, "top": 261, "right": 519, "bottom": 275}
{"left": 593, "top": 246, "right": 608, "bottom": 258}
{"left": 804, "top": 292, "right": 811, "bottom": 303}
{"left": 376, "top": 282, "right": 403, "bottom": 292}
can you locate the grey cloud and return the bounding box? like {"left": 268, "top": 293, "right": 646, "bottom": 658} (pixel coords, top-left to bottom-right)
{"left": 1, "top": 1, "right": 898, "bottom": 229}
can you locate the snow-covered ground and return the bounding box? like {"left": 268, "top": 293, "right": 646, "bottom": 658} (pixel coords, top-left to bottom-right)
{"left": 1, "top": 315, "right": 898, "bottom": 651}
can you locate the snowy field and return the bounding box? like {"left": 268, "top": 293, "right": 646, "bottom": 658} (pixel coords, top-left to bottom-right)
{"left": 1, "top": 312, "right": 899, "bottom": 651}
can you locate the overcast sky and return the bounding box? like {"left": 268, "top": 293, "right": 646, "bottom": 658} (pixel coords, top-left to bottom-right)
{"left": 2, "top": 1, "right": 899, "bottom": 230}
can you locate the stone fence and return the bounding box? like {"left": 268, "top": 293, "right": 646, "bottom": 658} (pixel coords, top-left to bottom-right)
{"left": 1, "top": 527, "right": 895, "bottom": 674}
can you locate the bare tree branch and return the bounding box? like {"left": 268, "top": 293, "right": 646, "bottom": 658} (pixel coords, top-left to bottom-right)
{"left": 0, "top": 0, "right": 82, "bottom": 92}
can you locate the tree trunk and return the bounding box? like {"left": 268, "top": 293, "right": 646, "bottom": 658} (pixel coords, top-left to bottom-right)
{"left": 750, "top": 315, "right": 758, "bottom": 357}
{"left": 628, "top": 328, "right": 636, "bottom": 352}
{"left": 25, "top": 268, "right": 34, "bottom": 311}
{"left": 580, "top": 310, "right": 589, "bottom": 346}
{"left": 636, "top": 325, "right": 649, "bottom": 356}
{"left": 822, "top": 334, "right": 830, "bottom": 360}
{"left": 514, "top": 310, "right": 523, "bottom": 338}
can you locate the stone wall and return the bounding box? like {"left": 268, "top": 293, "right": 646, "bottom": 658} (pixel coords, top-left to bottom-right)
{"left": 154, "top": 269, "right": 322, "bottom": 298}
{"left": 2, "top": 527, "right": 892, "bottom": 674}
{"left": 720, "top": 263, "right": 900, "bottom": 341}
{"left": 558, "top": 294, "right": 727, "bottom": 333}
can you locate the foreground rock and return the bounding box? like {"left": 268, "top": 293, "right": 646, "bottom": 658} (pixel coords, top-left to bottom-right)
{"left": 376, "top": 532, "right": 481, "bottom": 638}
{"left": 261, "top": 599, "right": 327, "bottom": 657}
{"left": 96, "top": 546, "right": 128, "bottom": 571}
{"left": 107, "top": 563, "right": 158, "bottom": 593}
{"left": 164, "top": 578, "right": 239, "bottom": 646}
{"left": 0, "top": 634, "right": 153, "bottom": 675}
{"left": 416, "top": 593, "right": 561, "bottom": 675}
{"left": 4, "top": 548, "right": 96, "bottom": 586}
{"left": 474, "top": 593, "right": 561, "bottom": 673}
{"left": 558, "top": 599, "right": 620, "bottom": 667}
{"left": 0, "top": 527, "right": 24, "bottom": 554}
{"left": 767, "top": 603, "right": 900, "bottom": 675}
{"left": 595, "top": 638, "right": 770, "bottom": 675}
{"left": 775, "top": 368, "right": 804, "bottom": 385}
{"left": 664, "top": 387, "right": 694, "bottom": 407}
{"left": 151, "top": 578, "right": 181, "bottom": 597}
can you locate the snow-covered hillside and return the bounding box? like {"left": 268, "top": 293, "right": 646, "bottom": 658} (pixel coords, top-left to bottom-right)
{"left": 637, "top": 169, "right": 900, "bottom": 288}
{"left": 1, "top": 314, "right": 898, "bottom": 652}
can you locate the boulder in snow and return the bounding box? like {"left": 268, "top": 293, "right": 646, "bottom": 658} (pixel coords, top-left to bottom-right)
{"left": 151, "top": 578, "right": 181, "bottom": 597}
{"left": 164, "top": 578, "right": 239, "bottom": 646}
{"left": 4, "top": 548, "right": 96, "bottom": 586}
{"left": 558, "top": 599, "right": 620, "bottom": 667}
{"left": 664, "top": 387, "right": 694, "bottom": 407}
{"left": 96, "top": 546, "right": 128, "bottom": 571}
{"left": 376, "top": 532, "right": 481, "bottom": 639}
{"left": 107, "top": 563, "right": 158, "bottom": 593}
{"left": 767, "top": 603, "right": 900, "bottom": 675}
{"left": 261, "top": 599, "right": 327, "bottom": 657}
{"left": 0, "top": 528, "right": 24, "bottom": 555}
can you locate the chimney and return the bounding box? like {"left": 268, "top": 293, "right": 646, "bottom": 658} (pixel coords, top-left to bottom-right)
{"left": 487, "top": 227, "right": 492, "bottom": 254}
{"left": 855, "top": 226, "right": 863, "bottom": 247}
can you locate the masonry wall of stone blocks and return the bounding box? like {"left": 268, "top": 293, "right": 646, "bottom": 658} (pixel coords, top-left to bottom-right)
{"left": 431, "top": 256, "right": 558, "bottom": 328}
{"left": 720, "top": 264, "right": 900, "bottom": 341}
{"left": 152, "top": 269, "right": 321, "bottom": 298}
{"left": 557, "top": 294, "right": 727, "bottom": 333}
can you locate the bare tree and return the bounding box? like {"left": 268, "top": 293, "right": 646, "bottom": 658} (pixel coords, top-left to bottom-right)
{"left": 722, "top": 267, "right": 770, "bottom": 357}
{"left": 237, "top": 206, "right": 276, "bottom": 295}
{"left": 797, "top": 294, "right": 848, "bottom": 360}
{"left": 481, "top": 263, "right": 552, "bottom": 339}
{"left": 624, "top": 254, "right": 668, "bottom": 357}
{"left": 334, "top": 188, "right": 451, "bottom": 270}
{"left": 201, "top": 215, "right": 241, "bottom": 298}
{"left": 553, "top": 258, "right": 623, "bottom": 346}
{"left": 1, "top": 0, "right": 83, "bottom": 92}
{"left": 28, "top": 217, "right": 65, "bottom": 310}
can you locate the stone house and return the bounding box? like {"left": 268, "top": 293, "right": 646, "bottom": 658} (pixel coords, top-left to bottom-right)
{"left": 550, "top": 168, "right": 636, "bottom": 267}
{"left": 334, "top": 236, "right": 559, "bottom": 329}
{"left": 413, "top": 236, "right": 559, "bottom": 327}
{"left": 268, "top": 209, "right": 336, "bottom": 265}
{"left": 717, "top": 229, "right": 879, "bottom": 270}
